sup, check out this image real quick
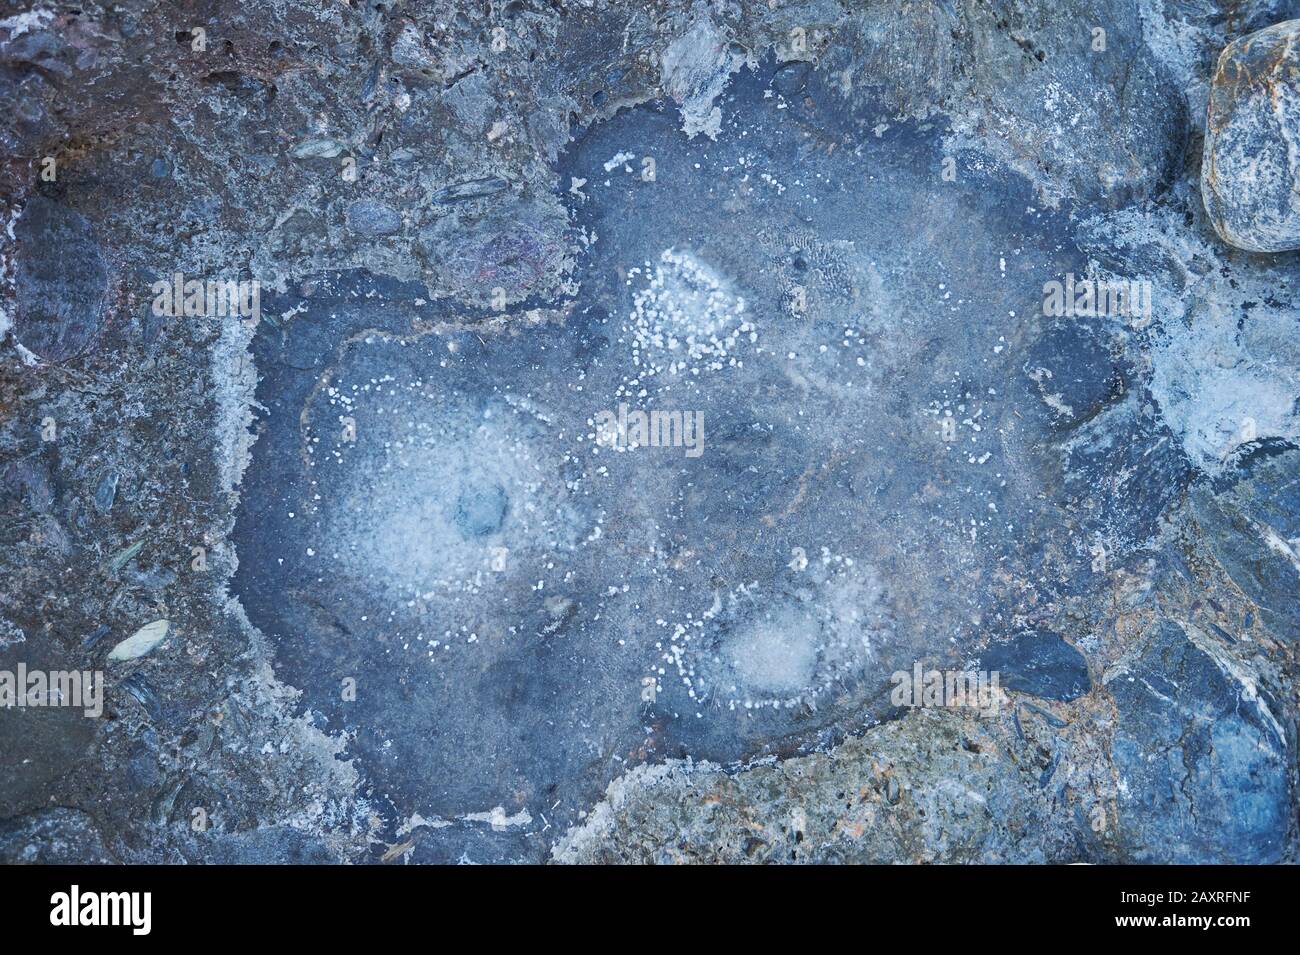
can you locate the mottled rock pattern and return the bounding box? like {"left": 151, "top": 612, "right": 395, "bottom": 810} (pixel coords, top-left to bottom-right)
{"left": 344, "top": 200, "right": 402, "bottom": 237}
{"left": 554, "top": 704, "right": 1098, "bottom": 864}
{"left": 12, "top": 196, "right": 107, "bottom": 360}
{"left": 1191, "top": 447, "right": 1300, "bottom": 638}
{"left": 822, "top": 0, "right": 1188, "bottom": 204}
{"left": 1202, "top": 19, "right": 1300, "bottom": 251}
{"left": 981, "top": 630, "right": 1091, "bottom": 702}
{"left": 0, "top": 808, "right": 115, "bottom": 864}
{"left": 0, "top": 0, "right": 1296, "bottom": 866}
{"left": 1107, "top": 619, "right": 1289, "bottom": 863}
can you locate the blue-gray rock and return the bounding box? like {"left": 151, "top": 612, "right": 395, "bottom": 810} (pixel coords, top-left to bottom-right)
{"left": 820, "top": 0, "right": 1187, "bottom": 204}
{"left": 416, "top": 197, "right": 567, "bottom": 303}
{"left": 1109, "top": 619, "right": 1290, "bottom": 863}
{"left": 430, "top": 176, "right": 510, "bottom": 204}
{"left": 0, "top": 808, "right": 114, "bottom": 864}
{"left": 4, "top": 0, "right": 1296, "bottom": 867}
{"left": 94, "top": 470, "right": 119, "bottom": 513}
{"left": 1192, "top": 446, "right": 1300, "bottom": 640}
{"left": 233, "top": 62, "right": 1184, "bottom": 837}
{"left": 344, "top": 200, "right": 402, "bottom": 236}
{"left": 1202, "top": 19, "right": 1300, "bottom": 252}
{"left": 12, "top": 196, "right": 108, "bottom": 361}
{"left": 453, "top": 480, "right": 509, "bottom": 539}
{"left": 981, "top": 629, "right": 1091, "bottom": 702}
{"left": 203, "top": 825, "right": 337, "bottom": 864}
{"left": 1, "top": 455, "right": 54, "bottom": 514}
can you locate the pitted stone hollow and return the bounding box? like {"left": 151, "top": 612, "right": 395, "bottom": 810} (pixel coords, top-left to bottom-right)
{"left": 454, "top": 481, "right": 510, "bottom": 540}
{"left": 231, "top": 61, "right": 1180, "bottom": 847}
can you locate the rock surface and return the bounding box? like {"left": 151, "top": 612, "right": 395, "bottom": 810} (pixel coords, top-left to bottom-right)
{"left": 11, "top": 196, "right": 107, "bottom": 360}
{"left": 0, "top": 0, "right": 1295, "bottom": 865}
{"left": 1202, "top": 19, "right": 1300, "bottom": 252}
{"left": 1108, "top": 618, "right": 1289, "bottom": 863}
